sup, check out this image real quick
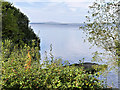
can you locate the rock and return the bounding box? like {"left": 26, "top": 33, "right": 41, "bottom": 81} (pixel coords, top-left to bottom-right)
{"left": 63, "top": 62, "right": 107, "bottom": 74}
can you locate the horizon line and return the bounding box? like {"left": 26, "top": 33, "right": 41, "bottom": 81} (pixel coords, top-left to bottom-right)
{"left": 29, "top": 22, "right": 84, "bottom": 24}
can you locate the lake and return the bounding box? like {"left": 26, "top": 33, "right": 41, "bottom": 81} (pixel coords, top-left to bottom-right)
{"left": 30, "top": 23, "right": 118, "bottom": 88}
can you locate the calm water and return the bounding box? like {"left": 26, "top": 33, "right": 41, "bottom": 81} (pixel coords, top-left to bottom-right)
{"left": 30, "top": 23, "right": 118, "bottom": 88}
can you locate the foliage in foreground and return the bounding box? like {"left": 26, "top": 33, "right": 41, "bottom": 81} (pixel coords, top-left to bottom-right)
{"left": 1, "top": 40, "right": 105, "bottom": 89}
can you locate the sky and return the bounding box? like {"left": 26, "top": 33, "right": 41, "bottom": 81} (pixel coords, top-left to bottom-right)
{"left": 7, "top": 0, "right": 94, "bottom": 23}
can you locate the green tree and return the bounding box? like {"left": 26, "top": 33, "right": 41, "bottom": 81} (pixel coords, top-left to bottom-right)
{"left": 2, "top": 1, "right": 40, "bottom": 61}
{"left": 80, "top": 1, "right": 120, "bottom": 88}
{"left": 2, "top": 1, "right": 40, "bottom": 48}
{"left": 80, "top": 0, "right": 120, "bottom": 68}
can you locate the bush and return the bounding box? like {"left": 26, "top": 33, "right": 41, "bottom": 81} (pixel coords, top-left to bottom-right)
{"left": 1, "top": 40, "right": 105, "bottom": 89}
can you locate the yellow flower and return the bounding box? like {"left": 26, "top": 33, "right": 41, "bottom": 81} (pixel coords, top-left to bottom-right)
{"left": 97, "top": 72, "right": 100, "bottom": 75}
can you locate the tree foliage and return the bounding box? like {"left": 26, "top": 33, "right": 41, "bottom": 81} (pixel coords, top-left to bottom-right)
{"left": 2, "top": 1, "right": 40, "bottom": 61}
{"left": 2, "top": 1, "right": 40, "bottom": 47}
{"left": 80, "top": 0, "right": 120, "bottom": 67}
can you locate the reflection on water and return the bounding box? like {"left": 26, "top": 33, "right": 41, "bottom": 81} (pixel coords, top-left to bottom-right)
{"left": 30, "top": 23, "right": 118, "bottom": 88}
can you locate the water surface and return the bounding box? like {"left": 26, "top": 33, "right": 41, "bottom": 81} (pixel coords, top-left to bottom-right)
{"left": 30, "top": 23, "right": 105, "bottom": 64}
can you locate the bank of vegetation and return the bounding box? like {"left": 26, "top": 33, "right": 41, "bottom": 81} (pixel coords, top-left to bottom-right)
{"left": 2, "top": 39, "right": 106, "bottom": 89}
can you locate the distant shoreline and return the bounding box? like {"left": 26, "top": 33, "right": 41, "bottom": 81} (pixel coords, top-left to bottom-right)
{"left": 30, "top": 22, "right": 84, "bottom": 26}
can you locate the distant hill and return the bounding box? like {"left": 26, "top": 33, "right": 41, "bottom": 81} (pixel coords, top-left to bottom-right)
{"left": 30, "top": 22, "right": 82, "bottom": 26}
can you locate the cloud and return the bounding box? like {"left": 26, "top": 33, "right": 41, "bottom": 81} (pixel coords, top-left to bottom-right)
{"left": 64, "top": 2, "right": 91, "bottom": 11}
{"left": 9, "top": 0, "right": 116, "bottom": 3}
{"left": 8, "top": 0, "right": 93, "bottom": 13}
{"left": 8, "top": 0, "right": 40, "bottom": 3}
{"left": 8, "top": 0, "right": 93, "bottom": 2}
{"left": 69, "top": 8, "right": 77, "bottom": 12}
{"left": 49, "top": 0, "right": 92, "bottom": 2}
{"left": 8, "top": 0, "right": 93, "bottom": 23}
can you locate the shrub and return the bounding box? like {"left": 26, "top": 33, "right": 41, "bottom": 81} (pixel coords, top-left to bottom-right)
{"left": 1, "top": 40, "right": 105, "bottom": 89}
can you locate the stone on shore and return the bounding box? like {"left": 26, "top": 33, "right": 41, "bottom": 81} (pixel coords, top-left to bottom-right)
{"left": 63, "top": 62, "right": 107, "bottom": 74}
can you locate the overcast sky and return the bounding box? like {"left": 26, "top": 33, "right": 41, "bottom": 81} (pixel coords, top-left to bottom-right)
{"left": 7, "top": 0, "right": 94, "bottom": 23}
